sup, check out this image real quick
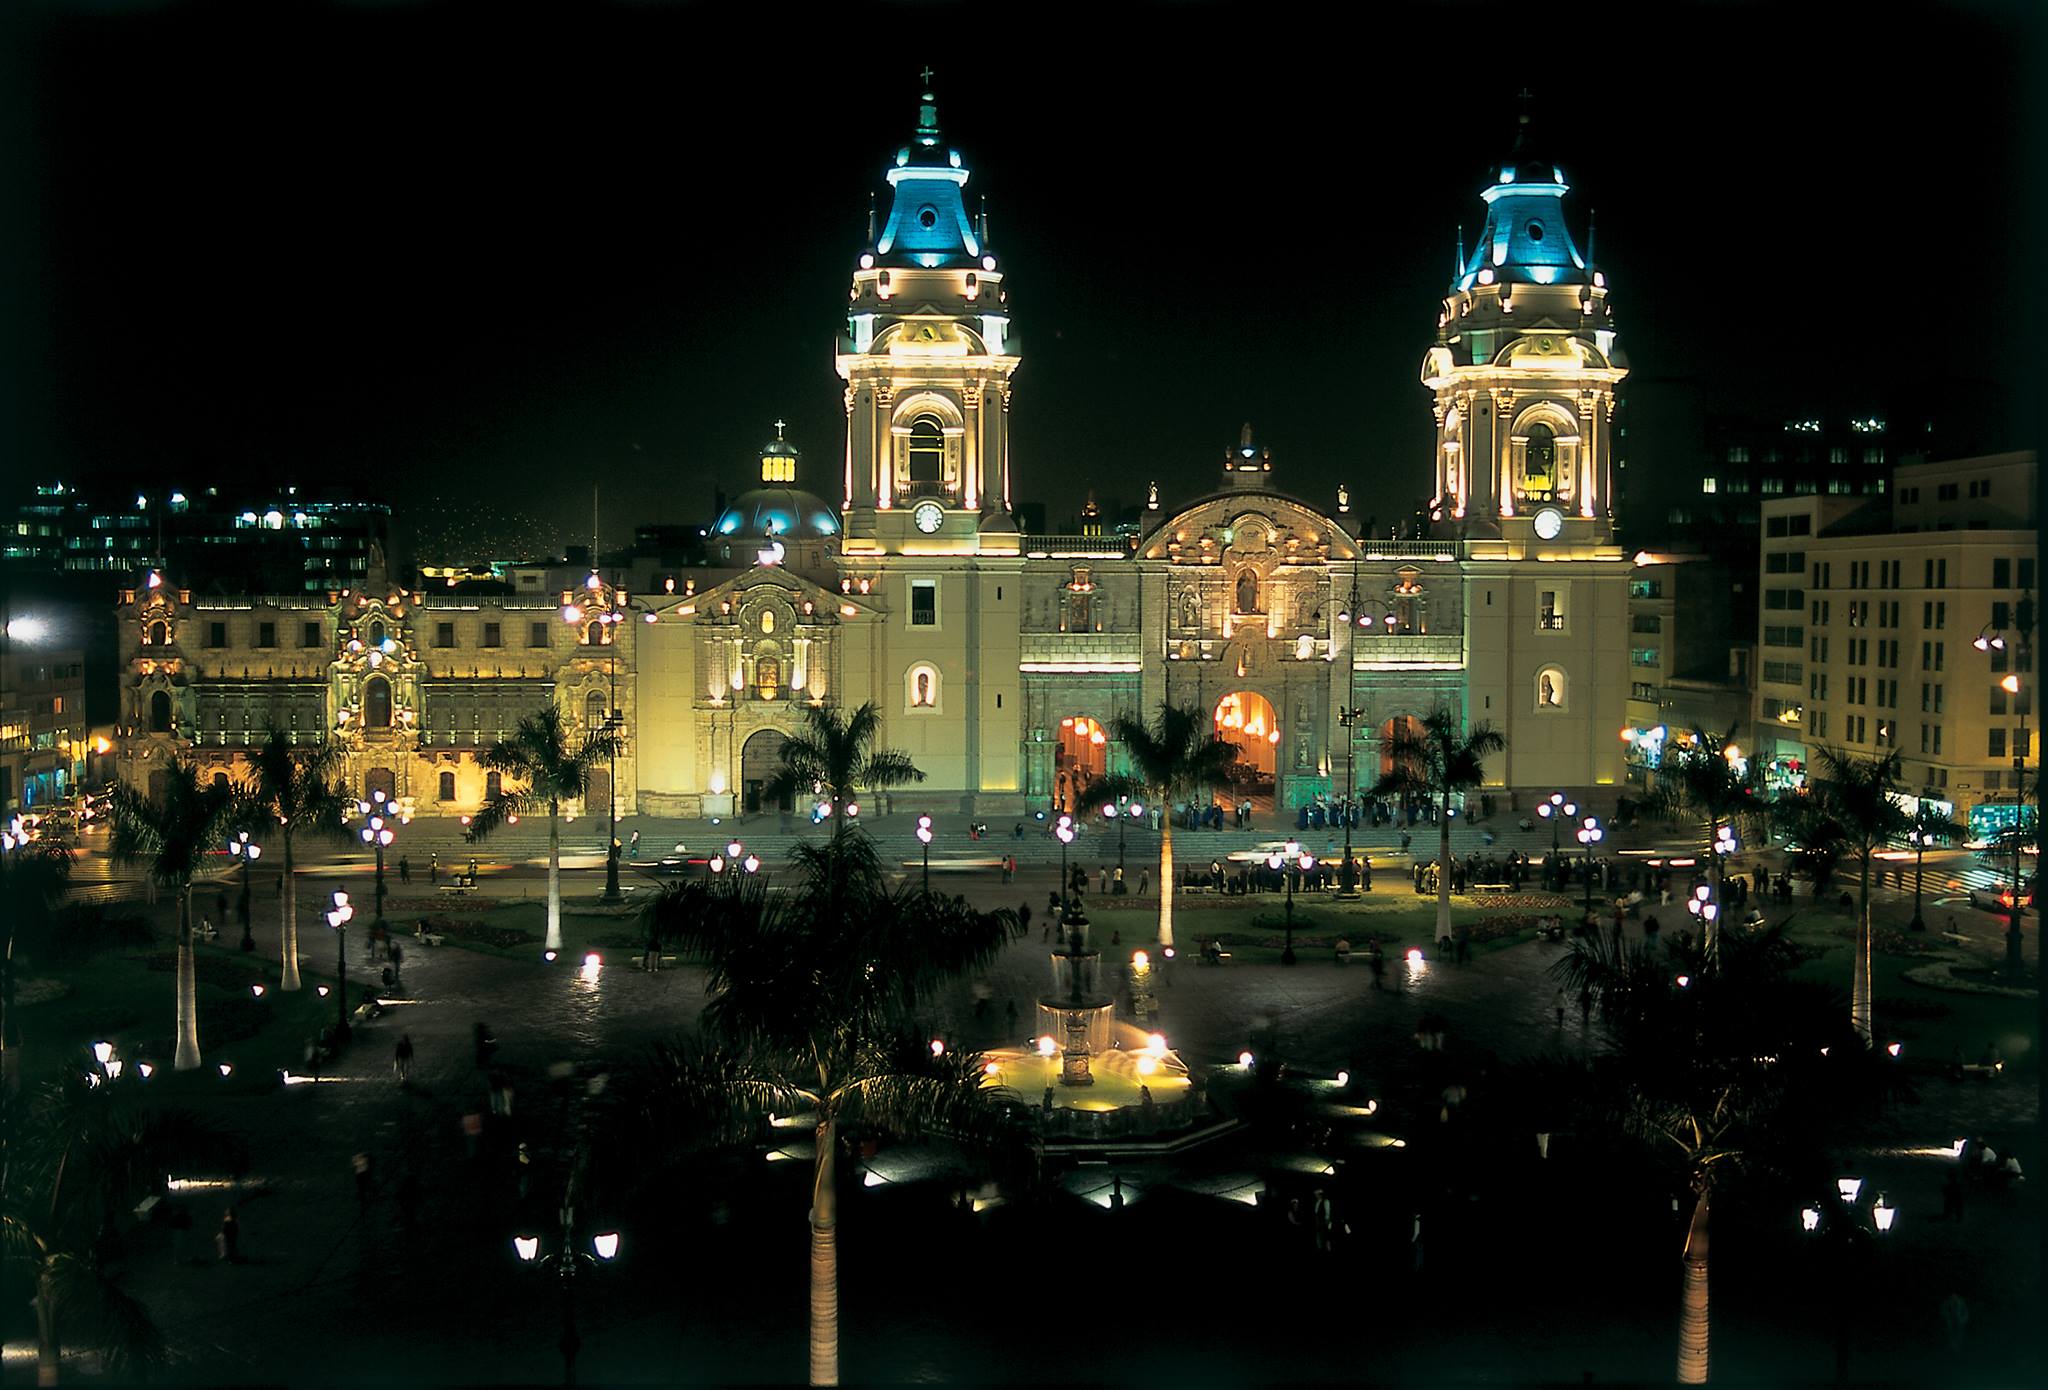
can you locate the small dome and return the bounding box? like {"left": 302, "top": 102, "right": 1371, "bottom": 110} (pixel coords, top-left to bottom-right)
{"left": 715, "top": 487, "right": 840, "bottom": 541}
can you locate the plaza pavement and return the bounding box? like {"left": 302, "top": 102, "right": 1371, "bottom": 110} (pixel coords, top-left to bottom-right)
{"left": 16, "top": 814, "right": 2041, "bottom": 1384}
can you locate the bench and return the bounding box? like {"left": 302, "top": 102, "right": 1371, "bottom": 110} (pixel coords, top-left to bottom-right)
{"left": 1468, "top": 882, "right": 1514, "bottom": 896}
{"left": 438, "top": 880, "right": 479, "bottom": 896}
{"left": 637, "top": 953, "right": 681, "bottom": 971}
{"left": 412, "top": 932, "right": 445, "bottom": 947}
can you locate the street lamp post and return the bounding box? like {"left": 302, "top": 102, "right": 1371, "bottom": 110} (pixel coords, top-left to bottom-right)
{"left": 514, "top": 1198, "right": 621, "bottom": 1387}
{"left": 1976, "top": 597, "right": 2035, "bottom": 980}
{"left": 916, "top": 813, "right": 933, "bottom": 894}
{"left": 355, "top": 791, "right": 402, "bottom": 934}
{"left": 1537, "top": 792, "right": 1576, "bottom": 892}
{"left": 228, "top": 831, "right": 262, "bottom": 952}
{"left": 1268, "top": 839, "right": 1314, "bottom": 965}
{"left": 1100, "top": 795, "right": 1143, "bottom": 881}
{"left": 1055, "top": 814, "right": 1082, "bottom": 925}
{"left": 1336, "top": 705, "right": 1364, "bottom": 898}
{"left": 1576, "top": 815, "right": 1604, "bottom": 921}
{"left": 1800, "top": 1178, "right": 1894, "bottom": 1383}
{"left": 325, "top": 890, "right": 354, "bottom": 1041}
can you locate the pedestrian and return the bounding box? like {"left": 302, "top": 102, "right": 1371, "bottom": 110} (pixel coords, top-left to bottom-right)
{"left": 629, "top": 829, "right": 641, "bottom": 858}
{"left": 398, "top": 855, "right": 410, "bottom": 884}
{"left": 1369, "top": 947, "right": 1385, "bottom": 990}
{"left": 1018, "top": 901, "right": 1033, "bottom": 940}
{"left": 353, "top": 1151, "right": 375, "bottom": 1206}
{"left": 275, "top": 872, "right": 284, "bottom": 899}
{"left": 466, "top": 857, "right": 478, "bottom": 882}
{"left": 216, "top": 1205, "right": 242, "bottom": 1264}
{"left": 515, "top": 1141, "right": 532, "bottom": 1201}
{"left": 429, "top": 852, "right": 439, "bottom": 884}
{"left": 1109, "top": 1172, "right": 1125, "bottom": 1212}
{"left": 643, "top": 925, "right": 661, "bottom": 972}
{"left": 1113, "top": 864, "right": 1125, "bottom": 896}
{"left": 394, "top": 1032, "right": 414, "bottom": 1085}
{"left": 1048, "top": 889, "right": 1060, "bottom": 918}
{"left": 1313, "top": 1189, "right": 1334, "bottom": 1253}
{"left": 461, "top": 1110, "right": 484, "bottom": 1161}
{"left": 1555, "top": 989, "right": 1567, "bottom": 1026}
{"left": 1578, "top": 987, "right": 1593, "bottom": 1030}
{"left": 1138, "top": 866, "right": 1150, "bottom": 896}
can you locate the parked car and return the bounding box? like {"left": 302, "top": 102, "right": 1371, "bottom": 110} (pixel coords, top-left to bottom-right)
{"left": 1969, "top": 878, "right": 2037, "bottom": 913}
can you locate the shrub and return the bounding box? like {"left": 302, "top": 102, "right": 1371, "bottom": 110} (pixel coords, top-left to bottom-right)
{"left": 433, "top": 917, "right": 539, "bottom": 950}
{"left": 20, "top": 904, "right": 156, "bottom": 965}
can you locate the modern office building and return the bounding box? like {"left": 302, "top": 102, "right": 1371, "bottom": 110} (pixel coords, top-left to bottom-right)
{"left": 1753, "top": 451, "right": 2038, "bottom": 832}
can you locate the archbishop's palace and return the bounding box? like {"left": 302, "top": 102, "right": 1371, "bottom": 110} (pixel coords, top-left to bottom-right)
{"left": 114, "top": 86, "right": 1632, "bottom": 821}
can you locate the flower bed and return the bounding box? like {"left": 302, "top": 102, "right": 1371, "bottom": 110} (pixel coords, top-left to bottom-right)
{"left": 428, "top": 916, "right": 540, "bottom": 951}
{"left": 1827, "top": 924, "right": 1948, "bottom": 958}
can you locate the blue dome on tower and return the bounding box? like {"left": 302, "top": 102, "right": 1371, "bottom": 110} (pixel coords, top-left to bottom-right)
{"left": 1450, "top": 99, "right": 1590, "bottom": 293}
{"left": 873, "top": 72, "right": 982, "bottom": 270}
{"left": 714, "top": 423, "right": 839, "bottom": 541}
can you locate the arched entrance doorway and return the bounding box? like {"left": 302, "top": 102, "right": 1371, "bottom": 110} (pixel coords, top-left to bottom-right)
{"left": 1213, "top": 691, "right": 1278, "bottom": 812}
{"left": 1053, "top": 716, "right": 1109, "bottom": 813}
{"left": 365, "top": 767, "right": 396, "bottom": 804}
{"left": 1377, "top": 715, "right": 1428, "bottom": 819}
{"left": 740, "top": 730, "right": 790, "bottom": 815}
{"left": 585, "top": 769, "right": 612, "bottom": 825}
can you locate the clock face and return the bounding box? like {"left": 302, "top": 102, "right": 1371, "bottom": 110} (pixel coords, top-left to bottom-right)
{"left": 1533, "top": 507, "right": 1564, "bottom": 541}
{"left": 912, "top": 501, "right": 945, "bottom": 534}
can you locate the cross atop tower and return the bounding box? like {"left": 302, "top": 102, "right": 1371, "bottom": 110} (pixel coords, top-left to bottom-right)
{"left": 773, "top": 418, "right": 787, "bottom": 440}
{"left": 920, "top": 65, "right": 934, "bottom": 87}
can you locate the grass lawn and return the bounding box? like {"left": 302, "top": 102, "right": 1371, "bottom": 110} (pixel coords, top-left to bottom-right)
{"left": 381, "top": 895, "right": 649, "bottom": 961}
{"left": 12, "top": 938, "right": 340, "bottom": 1096}
{"left": 1069, "top": 888, "right": 1573, "bottom": 965}
{"left": 1779, "top": 916, "right": 2039, "bottom": 1074}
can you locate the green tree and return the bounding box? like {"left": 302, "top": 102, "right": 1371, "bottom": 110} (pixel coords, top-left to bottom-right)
{"left": 1, "top": 1077, "right": 248, "bottom": 1384}
{"left": 1644, "top": 726, "right": 1768, "bottom": 963}
{"left": 1099, "top": 704, "right": 1241, "bottom": 948}
{"left": 762, "top": 701, "right": 924, "bottom": 842}
{"left": 639, "top": 835, "right": 1024, "bottom": 1386}
{"left": 1550, "top": 925, "right": 1879, "bottom": 1383}
{"left": 1367, "top": 707, "right": 1504, "bottom": 945}
{"left": 108, "top": 762, "right": 236, "bottom": 1071}
{"left": 466, "top": 704, "right": 622, "bottom": 952}
{"left": 1807, "top": 747, "right": 1909, "bottom": 1045}
{"left": 1, "top": 835, "right": 71, "bottom": 1092}
{"left": 242, "top": 731, "right": 349, "bottom": 992}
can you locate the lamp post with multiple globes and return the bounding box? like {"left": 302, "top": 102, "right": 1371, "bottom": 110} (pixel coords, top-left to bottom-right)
{"left": 227, "top": 830, "right": 262, "bottom": 952}
{"left": 1799, "top": 1177, "right": 1894, "bottom": 1383}
{"left": 513, "top": 1189, "right": 621, "bottom": 1387}
{"left": 1100, "top": 794, "right": 1143, "bottom": 880}
{"left": 1537, "top": 791, "right": 1577, "bottom": 890}
{"left": 1336, "top": 704, "right": 1365, "bottom": 897}
{"left": 352, "top": 790, "right": 407, "bottom": 933}
{"left": 1575, "top": 815, "right": 1604, "bottom": 921}
{"left": 916, "top": 814, "right": 933, "bottom": 894}
{"left": 1974, "top": 597, "right": 2035, "bottom": 980}
{"left": 325, "top": 889, "right": 354, "bottom": 1040}
{"left": 1267, "top": 839, "right": 1315, "bottom": 965}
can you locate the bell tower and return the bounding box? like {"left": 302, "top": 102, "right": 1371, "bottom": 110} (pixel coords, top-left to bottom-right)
{"left": 837, "top": 73, "right": 1021, "bottom": 558}
{"left": 1420, "top": 98, "right": 1626, "bottom": 544}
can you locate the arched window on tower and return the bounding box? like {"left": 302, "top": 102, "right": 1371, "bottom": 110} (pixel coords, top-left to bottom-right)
{"left": 1524, "top": 423, "right": 1558, "bottom": 502}
{"left": 149, "top": 689, "right": 172, "bottom": 733}
{"left": 146, "top": 620, "right": 168, "bottom": 647}
{"left": 907, "top": 416, "right": 945, "bottom": 494}
{"left": 586, "top": 689, "right": 607, "bottom": 732}
{"left": 364, "top": 676, "right": 392, "bottom": 728}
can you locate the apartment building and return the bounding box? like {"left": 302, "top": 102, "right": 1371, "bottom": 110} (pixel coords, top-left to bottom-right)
{"left": 1754, "top": 452, "right": 2037, "bottom": 832}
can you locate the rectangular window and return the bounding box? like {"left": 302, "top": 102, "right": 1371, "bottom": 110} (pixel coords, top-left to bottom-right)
{"left": 1630, "top": 647, "right": 1661, "bottom": 667}
{"left": 1766, "top": 516, "right": 1789, "bottom": 538}
{"left": 435, "top": 622, "right": 456, "bottom": 647}
{"left": 1989, "top": 729, "right": 2006, "bottom": 758}
{"left": 302, "top": 621, "right": 322, "bottom": 648}
{"left": 1764, "top": 625, "right": 1800, "bottom": 648}
{"left": 911, "top": 580, "right": 938, "bottom": 627}
{"left": 207, "top": 621, "right": 226, "bottom": 647}
{"left": 1539, "top": 590, "right": 1565, "bottom": 629}
{"left": 1628, "top": 579, "right": 1661, "bottom": 599}
{"left": 1933, "top": 725, "right": 1942, "bottom": 754}
{"left": 257, "top": 622, "right": 276, "bottom": 648}
{"left": 2022, "top": 559, "right": 2036, "bottom": 588}
{"left": 1765, "top": 587, "right": 1804, "bottom": 611}
{"left": 1701, "top": 477, "right": 1718, "bottom": 494}
{"left": 529, "top": 622, "right": 550, "bottom": 648}
{"left": 1632, "top": 614, "right": 1662, "bottom": 634}
{"left": 482, "top": 622, "right": 502, "bottom": 648}
{"left": 1630, "top": 681, "right": 1656, "bottom": 700}
{"left": 1994, "top": 558, "right": 2011, "bottom": 589}
{"left": 1791, "top": 515, "right": 1811, "bottom": 535}
{"left": 1934, "top": 683, "right": 1944, "bottom": 713}
{"left": 1991, "top": 686, "right": 2008, "bottom": 716}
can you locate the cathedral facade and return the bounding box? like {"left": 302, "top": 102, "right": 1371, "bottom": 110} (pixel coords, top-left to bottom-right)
{"left": 114, "top": 89, "right": 1630, "bottom": 819}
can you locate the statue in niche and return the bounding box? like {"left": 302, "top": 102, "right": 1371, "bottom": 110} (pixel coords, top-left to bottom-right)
{"left": 1540, "top": 673, "right": 1560, "bottom": 707}
{"left": 1235, "top": 569, "right": 1260, "bottom": 614}
{"left": 1178, "top": 589, "right": 1201, "bottom": 632}
{"left": 912, "top": 669, "right": 935, "bottom": 707}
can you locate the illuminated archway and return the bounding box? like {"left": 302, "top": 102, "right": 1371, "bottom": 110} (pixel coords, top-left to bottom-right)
{"left": 1378, "top": 714, "right": 1427, "bottom": 779}
{"left": 1054, "top": 715, "right": 1109, "bottom": 813}
{"left": 1213, "top": 691, "right": 1278, "bottom": 809}
{"left": 740, "top": 729, "right": 790, "bottom": 815}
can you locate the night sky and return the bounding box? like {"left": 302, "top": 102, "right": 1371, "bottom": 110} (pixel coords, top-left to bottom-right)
{"left": 5, "top": 1, "right": 2041, "bottom": 558}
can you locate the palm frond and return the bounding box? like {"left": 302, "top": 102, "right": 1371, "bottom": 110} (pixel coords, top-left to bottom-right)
{"left": 859, "top": 749, "right": 926, "bottom": 790}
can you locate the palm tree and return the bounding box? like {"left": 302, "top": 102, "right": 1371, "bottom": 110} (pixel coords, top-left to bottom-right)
{"left": 1367, "top": 707, "right": 1504, "bottom": 947}
{"left": 762, "top": 700, "right": 924, "bottom": 842}
{"left": 242, "top": 730, "right": 349, "bottom": 992}
{"left": 641, "top": 835, "right": 1025, "bottom": 1386}
{"left": 1101, "top": 704, "right": 1241, "bottom": 949}
{"left": 1, "top": 834, "right": 71, "bottom": 1093}
{"left": 1550, "top": 924, "right": 1867, "bottom": 1383}
{"left": 1644, "top": 726, "right": 1768, "bottom": 963}
{"left": 108, "top": 761, "right": 236, "bottom": 1071}
{"left": 1808, "top": 747, "right": 1909, "bottom": 1045}
{"left": 1903, "top": 801, "right": 1963, "bottom": 932}
{"left": 467, "top": 704, "right": 622, "bottom": 952}
{"left": 2, "top": 1077, "right": 248, "bottom": 1385}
